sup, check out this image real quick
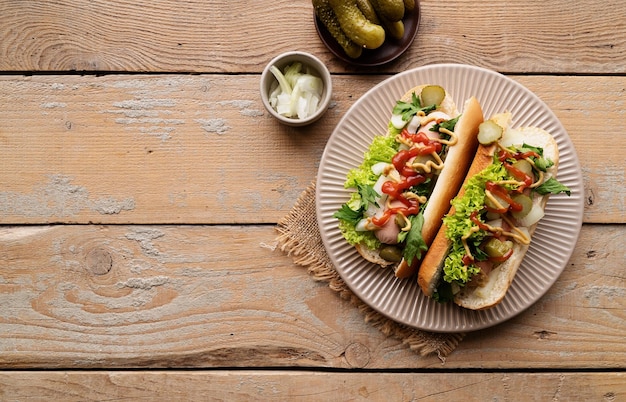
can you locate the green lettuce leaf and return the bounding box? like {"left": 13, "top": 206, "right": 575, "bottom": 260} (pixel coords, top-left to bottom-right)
{"left": 344, "top": 134, "right": 399, "bottom": 189}
{"left": 442, "top": 160, "right": 509, "bottom": 285}
{"left": 335, "top": 133, "right": 401, "bottom": 251}
{"left": 536, "top": 177, "right": 571, "bottom": 196}
{"left": 402, "top": 212, "right": 428, "bottom": 265}
{"left": 333, "top": 203, "right": 363, "bottom": 225}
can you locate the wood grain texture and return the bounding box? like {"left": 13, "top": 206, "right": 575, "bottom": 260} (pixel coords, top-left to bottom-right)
{"left": 0, "top": 371, "right": 624, "bottom": 401}
{"left": 1, "top": 74, "right": 624, "bottom": 224}
{"left": 0, "top": 0, "right": 624, "bottom": 73}
{"left": 1, "top": 0, "right": 624, "bottom": 395}
{"left": 0, "top": 224, "right": 623, "bottom": 369}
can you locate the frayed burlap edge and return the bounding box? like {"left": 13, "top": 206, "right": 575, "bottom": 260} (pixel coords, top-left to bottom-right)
{"left": 275, "top": 180, "right": 465, "bottom": 360}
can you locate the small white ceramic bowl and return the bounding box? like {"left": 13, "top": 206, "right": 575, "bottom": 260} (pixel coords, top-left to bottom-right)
{"left": 260, "top": 51, "right": 332, "bottom": 127}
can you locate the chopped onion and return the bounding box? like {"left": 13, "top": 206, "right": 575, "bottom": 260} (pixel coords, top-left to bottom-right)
{"left": 364, "top": 183, "right": 390, "bottom": 219}
{"left": 364, "top": 197, "right": 386, "bottom": 221}
{"left": 371, "top": 162, "right": 389, "bottom": 175}
{"left": 365, "top": 200, "right": 384, "bottom": 218}
{"left": 268, "top": 63, "right": 323, "bottom": 119}
{"left": 390, "top": 113, "right": 406, "bottom": 130}
{"left": 519, "top": 204, "right": 545, "bottom": 227}
{"left": 406, "top": 115, "right": 421, "bottom": 133}
{"left": 371, "top": 174, "right": 389, "bottom": 209}
{"left": 355, "top": 218, "right": 370, "bottom": 232}
{"left": 268, "top": 81, "right": 281, "bottom": 108}
{"left": 275, "top": 93, "right": 292, "bottom": 116}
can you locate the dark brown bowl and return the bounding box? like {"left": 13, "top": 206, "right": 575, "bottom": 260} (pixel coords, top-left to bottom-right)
{"left": 314, "top": 1, "right": 421, "bottom": 67}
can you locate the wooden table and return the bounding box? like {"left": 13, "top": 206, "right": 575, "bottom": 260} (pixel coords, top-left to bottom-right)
{"left": 1, "top": 0, "right": 625, "bottom": 399}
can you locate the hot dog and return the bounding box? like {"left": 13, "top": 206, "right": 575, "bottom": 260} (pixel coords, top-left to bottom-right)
{"left": 333, "top": 85, "right": 484, "bottom": 278}
{"left": 417, "top": 112, "right": 572, "bottom": 309}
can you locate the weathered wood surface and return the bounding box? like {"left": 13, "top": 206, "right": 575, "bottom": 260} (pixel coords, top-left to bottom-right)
{"left": 0, "top": 224, "right": 623, "bottom": 369}
{"left": 1, "top": 0, "right": 625, "bottom": 397}
{"left": 1, "top": 0, "right": 625, "bottom": 74}
{"left": 0, "top": 371, "right": 624, "bottom": 401}
{"left": 1, "top": 74, "right": 624, "bottom": 224}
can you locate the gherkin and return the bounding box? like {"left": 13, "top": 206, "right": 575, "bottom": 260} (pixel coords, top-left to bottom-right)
{"left": 313, "top": 0, "right": 363, "bottom": 59}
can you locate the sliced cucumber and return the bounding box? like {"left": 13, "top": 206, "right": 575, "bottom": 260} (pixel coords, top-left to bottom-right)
{"left": 419, "top": 85, "right": 446, "bottom": 107}
{"left": 477, "top": 120, "right": 504, "bottom": 145}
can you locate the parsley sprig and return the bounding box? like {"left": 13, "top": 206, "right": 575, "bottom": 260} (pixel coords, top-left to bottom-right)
{"left": 398, "top": 212, "right": 428, "bottom": 265}
{"left": 392, "top": 92, "right": 437, "bottom": 122}
{"left": 332, "top": 184, "right": 380, "bottom": 225}
{"left": 431, "top": 115, "right": 460, "bottom": 133}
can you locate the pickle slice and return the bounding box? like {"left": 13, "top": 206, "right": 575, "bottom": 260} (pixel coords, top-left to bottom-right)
{"left": 484, "top": 238, "right": 512, "bottom": 258}
{"left": 420, "top": 85, "right": 446, "bottom": 107}
{"left": 314, "top": 0, "right": 363, "bottom": 59}
{"left": 512, "top": 159, "right": 533, "bottom": 177}
{"left": 485, "top": 191, "right": 510, "bottom": 213}
{"left": 477, "top": 120, "right": 504, "bottom": 145}
{"left": 511, "top": 194, "right": 533, "bottom": 219}
{"left": 379, "top": 245, "right": 403, "bottom": 262}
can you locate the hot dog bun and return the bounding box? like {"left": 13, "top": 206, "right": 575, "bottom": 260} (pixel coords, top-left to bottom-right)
{"left": 355, "top": 83, "right": 459, "bottom": 268}
{"left": 355, "top": 242, "right": 395, "bottom": 267}
{"left": 348, "top": 84, "right": 484, "bottom": 276}
{"left": 417, "top": 141, "right": 498, "bottom": 295}
{"left": 454, "top": 124, "right": 559, "bottom": 309}
{"left": 393, "top": 92, "right": 484, "bottom": 278}
{"left": 418, "top": 112, "right": 561, "bottom": 309}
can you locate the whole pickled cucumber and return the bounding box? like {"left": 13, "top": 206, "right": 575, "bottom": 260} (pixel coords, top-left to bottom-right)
{"left": 403, "top": 0, "right": 415, "bottom": 13}
{"left": 313, "top": 0, "right": 363, "bottom": 59}
{"left": 356, "top": 0, "right": 380, "bottom": 25}
{"left": 367, "top": 0, "right": 405, "bottom": 41}
{"left": 328, "top": 0, "right": 385, "bottom": 49}
{"left": 381, "top": 17, "right": 404, "bottom": 40}
{"left": 372, "top": 0, "right": 405, "bottom": 22}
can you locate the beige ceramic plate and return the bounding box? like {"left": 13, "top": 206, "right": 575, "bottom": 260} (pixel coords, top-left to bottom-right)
{"left": 316, "top": 64, "right": 584, "bottom": 332}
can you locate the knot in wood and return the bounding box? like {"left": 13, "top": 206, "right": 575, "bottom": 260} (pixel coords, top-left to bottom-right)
{"left": 85, "top": 247, "right": 113, "bottom": 276}
{"left": 344, "top": 342, "right": 370, "bottom": 368}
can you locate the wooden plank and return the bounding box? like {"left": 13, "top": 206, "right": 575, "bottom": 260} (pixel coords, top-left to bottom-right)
{"left": 0, "top": 224, "right": 623, "bottom": 369}
{"left": 0, "top": 0, "right": 624, "bottom": 74}
{"left": 1, "top": 74, "right": 624, "bottom": 224}
{"left": 0, "top": 371, "right": 624, "bottom": 401}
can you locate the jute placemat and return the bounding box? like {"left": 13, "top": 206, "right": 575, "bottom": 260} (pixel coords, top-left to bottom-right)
{"left": 275, "top": 180, "right": 465, "bottom": 360}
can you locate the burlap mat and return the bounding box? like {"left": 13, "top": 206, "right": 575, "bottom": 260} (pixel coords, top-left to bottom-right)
{"left": 275, "top": 180, "right": 465, "bottom": 360}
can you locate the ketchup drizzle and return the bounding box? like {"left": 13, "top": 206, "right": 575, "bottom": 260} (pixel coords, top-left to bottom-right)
{"left": 504, "top": 163, "right": 533, "bottom": 190}
{"left": 497, "top": 148, "right": 539, "bottom": 162}
{"left": 486, "top": 182, "right": 523, "bottom": 212}
{"left": 371, "top": 129, "right": 441, "bottom": 227}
